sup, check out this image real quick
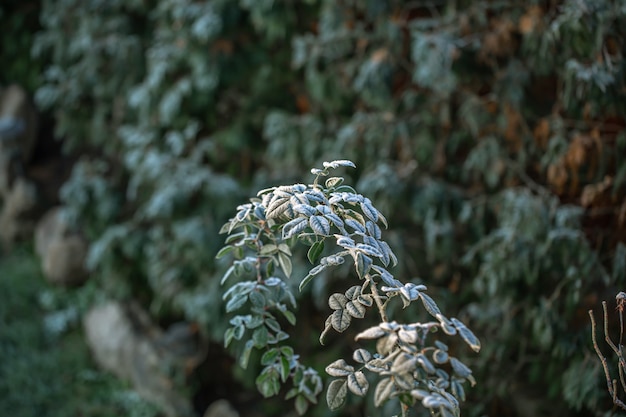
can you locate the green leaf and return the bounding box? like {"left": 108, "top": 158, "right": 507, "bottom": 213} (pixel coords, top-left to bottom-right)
{"left": 249, "top": 291, "right": 265, "bottom": 309}
{"left": 278, "top": 251, "right": 293, "bottom": 278}
{"left": 310, "top": 215, "right": 331, "bottom": 235}
{"left": 256, "top": 367, "right": 280, "bottom": 398}
{"left": 216, "top": 245, "right": 236, "bottom": 259}
{"left": 226, "top": 294, "right": 247, "bottom": 312}
{"left": 347, "top": 371, "right": 369, "bottom": 396}
{"left": 224, "top": 327, "right": 236, "bottom": 348}
{"left": 307, "top": 240, "right": 325, "bottom": 264}
{"left": 281, "top": 309, "right": 297, "bottom": 326}
{"left": 280, "top": 355, "right": 290, "bottom": 382}
{"left": 259, "top": 243, "right": 278, "bottom": 256}
{"left": 220, "top": 265, "right": 236, "bottom": 285}
{"left": 325, "top": 359, "right": 355, "bottom": 377}
{"left": 294, "top": 394, "right": 309, "bottom": 415}
{"left": 252, "top": 326, "right": 269, "bottom": 348}
{"left": 299, "top": 265, "right": 323, "bottom": 291}
{"left": 261, "top": 348, "right": 280, "bottom": 365}
{"left": 326, "top": 379, "right": 348, "bottom": 410}
{"left": 240, "top": 340, "right": 255, "bottom": 369}
{"left": 374, "top": 377, "right": 394, "bottom": 407}
{"left": 278, "top": 243, "right": 291, "bottom": 255}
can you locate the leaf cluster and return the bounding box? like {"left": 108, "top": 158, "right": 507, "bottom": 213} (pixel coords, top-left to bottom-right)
{"left": 218, "top": 160, "right": 480, "bottom": 416}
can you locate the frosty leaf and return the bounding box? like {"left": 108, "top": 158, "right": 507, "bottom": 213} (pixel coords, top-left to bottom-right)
{"left": 366, "top": 221, "right": 382, "bottom": 239}
{"left": 331, "top": 309, "right": 352, "bottom": 332}
{"left": 353, "top": 348, "right": 372, "bottom": 363}
{"left": 433, "top": 349, "right": 449, "bottom": 364}
{"left": 374, "top": 377, "right": 394, "bottom": 407}
{"left": 304, "top": 188, "right": 326, "bottom": 203}
{"left": 326, "top": 378, "right": 347, "bottom": 410}
{"left": 419, "top": 292, "right": 442, "bottom": 318}
{"left": 325, "top": 359, "right": 355, "bottom": 377}
{"left": 356, "top": 243, "right": 382, "bottom": 257}
{"left": 417, "top": 353, "right": 436, "bottom": 374}
{"left": 436, "top": 314, "right": 457, "bottom": 335}
{"left": 266, "top": 196, "right": 293, "bottom": 219}
{"left": 451, "top": 379, "right": 466, "bottom": 402}
{"left": 323, "top": 159, "right": 356, "bottom": 169}
{"left": 335, "top": 235, "right": 356, "bottom": 249}
{"left": 365, "top": 357, "right": 387, "bottom": 373}
{"left": 398, "top": 327, "right": 418, "bottom": 344}
{"left": 299, "top": 263, "right": 326, "bottom": 292}
{"left": 355, "top": 325, "right": 386, "bottom": 340}
{"left": 328, "top": 293, "right": 348, "bottom": 310}
{"left": 411, "top": 389, "right": 430, "bottom": 400}
{"left": 347, "top": 371, "right": 369, "bottom": 396}
{"left": 344, "top": 285, "right": 361, "bottom": 300}
{"left": 360, "top": 198, "right": 379, "bottom": 222}
{"left": 310, "top": 215, "right": 331, "bottom": 235}
{"left": 355, "top": 252, "right": 373, "bottom": 279}
{"left": 451, "top": 317, "right": 481, "bottom": 352}
{"left": 345, "top": 218, "right": 366, "bottom": 233}
{"left": 391, "top": 353, "right": 417, "bottom": 374}
{"left": 324, "top": 212, "right": 345, "bottom": 229}
{"left": 293, "top": 204, "right": 317, "bottom": 216}
{"left": 325, "top": 176, "right": 344, "bottom": 188}
{"left": 450, "top": 357, "right": 473, "bottom": 378}
{"left": 357, "top": 294, "right": 373, "bottom": 306}
{"left": 371, "top": 265, "right": 399, "bottom": 286}
{"left": 345, "top": 300, "right": 366, "bottom": 318}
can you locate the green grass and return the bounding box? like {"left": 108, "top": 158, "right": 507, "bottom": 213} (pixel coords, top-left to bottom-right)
{"left": 0, "top": 246, "right": 161, "bottom": 417}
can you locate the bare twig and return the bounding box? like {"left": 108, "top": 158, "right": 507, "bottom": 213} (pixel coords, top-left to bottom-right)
{"left": 589, "top": 293, "right": 626, "bottom": 411}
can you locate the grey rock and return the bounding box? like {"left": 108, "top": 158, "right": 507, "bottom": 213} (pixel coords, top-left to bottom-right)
{"left": 35, "top": 206, "right": 88, "bottom": 286}
{"left": 203, "top": 399, "right": 239, "bottom": 417}
{"left": 83, "top": 301, "right": 198, "bottom": 417}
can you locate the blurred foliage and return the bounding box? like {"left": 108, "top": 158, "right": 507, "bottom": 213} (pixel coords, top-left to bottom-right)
{"left": 0, "top": 247, "right": 161, "bottom": 417}
{"left": 10, "top": 0, "right": 626, "bottom": 415}
{"left": 0, "top": 0, "right": 41, "bottom": 91}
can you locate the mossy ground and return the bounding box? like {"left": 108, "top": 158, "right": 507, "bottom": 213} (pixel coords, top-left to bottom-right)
{"left": 0, "top": 246, "right": 161, "bottom": 417}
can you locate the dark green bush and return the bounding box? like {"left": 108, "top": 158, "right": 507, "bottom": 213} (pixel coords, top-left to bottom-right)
{"left": 27, "top": 0, "right": 626, "bottom": 415}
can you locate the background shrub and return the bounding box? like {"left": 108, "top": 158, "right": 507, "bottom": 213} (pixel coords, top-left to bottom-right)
{"left": 2, "top": 0, "right": 624, "bottom": 415}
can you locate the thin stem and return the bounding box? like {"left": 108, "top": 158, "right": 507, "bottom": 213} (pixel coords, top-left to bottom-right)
{"left": 369, "top": 278, "right": 388, "bottom": 322}
{"left": 401, "top": 402, "right": 410, "bottom": 417}
{"left": 589, "top": 306, "right": 626, "bottom": 410}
